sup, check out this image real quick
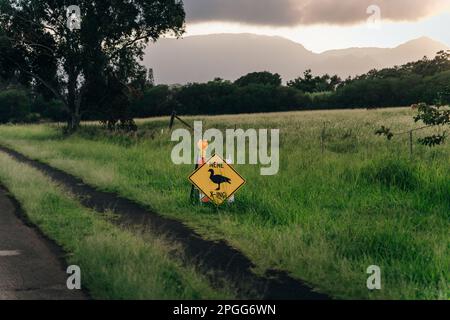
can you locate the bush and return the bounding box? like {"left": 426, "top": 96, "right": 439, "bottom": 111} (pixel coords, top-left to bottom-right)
{"left": 0, "top": 89, "right": 32, "bottom": 123}
{"left": 23, "top": 112, "right": 41, "bottom": 123}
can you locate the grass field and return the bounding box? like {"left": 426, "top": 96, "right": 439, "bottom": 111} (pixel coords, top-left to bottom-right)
{"left": 0, "top": 108, "right": 448, "bottom": 299}
{"left": 0, "top": 152, "right": 233, "bottom": 299}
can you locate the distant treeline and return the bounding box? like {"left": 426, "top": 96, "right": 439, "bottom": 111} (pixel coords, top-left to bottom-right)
{"left": 132, "top": 50, "right": 450, "bottom": 117}
{"left": 1, "top": 51, "right": 449, "bottom": 123}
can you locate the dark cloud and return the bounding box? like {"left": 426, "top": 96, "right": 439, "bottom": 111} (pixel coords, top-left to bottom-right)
{"left": 183, "top": 0, "right": 449, "bottom": 26}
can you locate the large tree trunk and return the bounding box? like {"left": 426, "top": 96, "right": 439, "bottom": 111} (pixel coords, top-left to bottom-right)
{"left": 66, "top": 69, "right": 81, "bottom": 132}
{"left": 67, "top": 111, "right": 81, "bottom": 132}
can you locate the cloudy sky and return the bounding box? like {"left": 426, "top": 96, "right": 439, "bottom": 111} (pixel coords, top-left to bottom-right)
{"left": 182, "top": 0, "right": 450, "bottom": 52}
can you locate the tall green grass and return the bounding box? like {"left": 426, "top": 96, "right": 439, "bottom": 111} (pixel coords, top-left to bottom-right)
{"left": 0, "top": 152, "right": 233, "bottom": 300}
{"left": 0, "top": 108, "right": 448, "bottom": 299}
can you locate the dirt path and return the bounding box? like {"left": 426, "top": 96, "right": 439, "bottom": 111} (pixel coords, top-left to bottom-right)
{"left": 0, "top": 145, "right": 329, "bottom": 300}
{"left": 0, "top": 186, "right": 86, "bottom": 300}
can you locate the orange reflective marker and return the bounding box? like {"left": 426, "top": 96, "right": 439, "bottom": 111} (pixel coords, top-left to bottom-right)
{"left": 196, "top": 140, "right": 210, "bottom": 203}
{"left": 189, "top": 155, "right": 246, "bottom": 206}
{"left": 197, "top": 139, "right": 209, "bottom": 159}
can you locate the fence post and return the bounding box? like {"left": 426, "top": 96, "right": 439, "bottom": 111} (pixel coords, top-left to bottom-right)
{"left": 321, "top": 122, "right": 326, "bottom": 155}
{"left": 190, "top": 163, "right": 199, "bottom": 203}
{"left": 409, "top": 130, "right": 413, "bottom": 159}
{"left": 169, "top": 111, "right": 176, "bottom": 130}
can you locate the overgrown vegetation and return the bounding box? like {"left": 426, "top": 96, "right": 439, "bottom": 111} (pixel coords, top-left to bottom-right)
{"left": 0, "top": 152, "right": 233, "bottom": 299}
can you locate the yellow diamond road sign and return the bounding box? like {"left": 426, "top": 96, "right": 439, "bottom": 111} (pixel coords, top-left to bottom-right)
{"left": 189, "top": 155, "right": 246, "bottom": 205}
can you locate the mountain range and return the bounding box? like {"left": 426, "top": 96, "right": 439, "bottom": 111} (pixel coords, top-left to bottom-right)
{"left": 143, "top": 34, "right": 449, "bottom": 85}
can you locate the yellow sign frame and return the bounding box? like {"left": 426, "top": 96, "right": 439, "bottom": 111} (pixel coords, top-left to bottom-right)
{"left": 188, "top": 155, "right": 246, "bottom": 205}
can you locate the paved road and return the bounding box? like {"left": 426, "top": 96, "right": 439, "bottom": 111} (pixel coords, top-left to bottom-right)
{"left": 0, "top": 187, "right": 86, "bottom": 300}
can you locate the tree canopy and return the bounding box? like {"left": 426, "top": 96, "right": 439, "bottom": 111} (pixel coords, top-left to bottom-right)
{"left": 287, "top": 69, "right": 341, "bottom": 93}
{"left": 0, "top": 0, "right": 185, "bottom": 130}
{"left": 235, "top": 71, "right": 282, "bottom": 87}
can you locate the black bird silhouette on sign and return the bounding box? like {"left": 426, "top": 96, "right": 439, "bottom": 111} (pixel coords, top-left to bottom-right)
{"left": 208, "top": 169, "right": 232, "bottom": 190}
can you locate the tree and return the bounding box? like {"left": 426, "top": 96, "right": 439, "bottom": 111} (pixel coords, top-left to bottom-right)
{"left": 287, "top": 70, "right": 341, "bottom": 93}
{"left": 0, "top": 0, "right": 185, "bottom": 131}
{"left": 235, "top": 71, "right": 282, "bottom": 87}
{"left": 131, "top": 84, "right": 172, "bottom": 118}
{"left": 414, "top": 91, "right": 450, "bottom": 146}
{"left": 376, "top": 90, "right": 450, "bottom": 146}
{"left": 287, "top": 69, "right": 315, "bottom": 92}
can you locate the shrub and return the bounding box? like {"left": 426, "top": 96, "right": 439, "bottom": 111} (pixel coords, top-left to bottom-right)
{"left": 0, "top": 89, "right": 31, "bottom": 123}
{"left": 23, "top": 112, "right": 41, "bottom": 123}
